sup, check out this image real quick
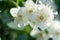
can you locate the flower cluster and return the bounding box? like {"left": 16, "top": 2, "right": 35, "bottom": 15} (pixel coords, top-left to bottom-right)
{"left": 10, "top": 0, "right": 59, "bottom": 40}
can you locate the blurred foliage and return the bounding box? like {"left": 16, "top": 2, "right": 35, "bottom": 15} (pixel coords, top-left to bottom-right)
{"left": 53, "top": 0, "right": 60, "bottom": 13}
{"left": 0, "top": 0, "right": 60, "bottom": 40}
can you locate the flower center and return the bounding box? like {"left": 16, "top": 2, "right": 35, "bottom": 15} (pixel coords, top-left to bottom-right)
{"left": 18, "top": 15, "right": 23, "bottom": 20}
{"left": 28, "top": 9, "right": 33, "bottom": 13}
{"left": 56, "top": 30, "right": 60, "bottom": 35}
{"left": 39, "top": 33, "right": 43, "bottom": 37}
{"left": 19, "top": 15, "right": 23, "bottom": 18}
{"left": 39, "top": 16, "right": 44, "bottom": 21}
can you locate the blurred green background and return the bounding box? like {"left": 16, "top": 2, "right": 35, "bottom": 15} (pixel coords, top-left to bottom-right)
{"left": 0, "top": 0, "right": 60, "bottom": 40}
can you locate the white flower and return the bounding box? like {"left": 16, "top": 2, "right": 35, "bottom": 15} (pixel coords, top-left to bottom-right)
{"left": 47, "top": 20, "right": 60, "bottom": 40}
{"left": 18, "top": 0, "right": 38, "bottom": 28}
{"left": 24, "top": 0, "right": 37, "bottom": 16}
{"left": 25, "top": 0, "right": 37, "bottom": 12}
{"left": 35, "top": 8, "right": 54, "bottom": 30}
{"left": 14, "top": 15, "right": 29, "bottom": 30}
{"left": 18, "top": 0, "right": 38, "bottom": 20}
{"left": 10, "top": 7, "right": 29, "bottom": 30}
{"left": 29, "top": 1, "right": 54, "bottom": 30}
{"left": 30, "top": 27, "right": 49, "bottom": 40}
{"left": 14, "top": 9, "right": 30, "bottom": 30}
{"left": 37, "top": 34, "right": 49, "bottom": 40}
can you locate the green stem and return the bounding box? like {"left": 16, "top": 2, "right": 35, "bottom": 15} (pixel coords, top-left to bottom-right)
{"left": 9, "top": 0, "right": 18, "bottom": 8}
{"left": 17, "top": 0, "right": 19, "bottom": 7}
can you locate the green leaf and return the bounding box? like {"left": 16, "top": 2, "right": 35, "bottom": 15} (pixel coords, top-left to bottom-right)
{"left": 44, "top": 29, "right": 49, "bottom": 35}
{"left": 17, "top": 34, "right": 28, "bottom": 40}
{"left": 24, "top": 24, "right": 32, "bottom": 34}
{"left": 7, "top": 22, "right": 22, "bottom": 30}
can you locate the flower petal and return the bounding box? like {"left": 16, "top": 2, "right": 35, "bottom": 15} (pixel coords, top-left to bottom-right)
{"left": 10, "top": 7, "right": 20, "bottom": 17}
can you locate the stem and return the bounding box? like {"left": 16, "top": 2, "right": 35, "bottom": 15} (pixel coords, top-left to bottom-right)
{"left": 17, "top": 0, "right": 19, "bottom": 6}
{"left": 9, "top": 0, "right": 18, "bottom": 8}
{"left": 36, "top": 0, "right": 39, "bottom": 4}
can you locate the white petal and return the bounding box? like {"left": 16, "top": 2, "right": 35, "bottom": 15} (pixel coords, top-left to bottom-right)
{"left": 25, "top": 0, "right": 35, "bottom": 8}
{"left": 39, "top": 0, "right": 57, "bottom": 11}
{"left": 30, "top": 27, "right": 40, "bottom": 38}
{"left": 36, "top": 23, "right": 48, "bottom": 30}
{"left": 47, "top": 20, "right": 60, "bottom": 39}
{"left": 10, "top": 7, "right": 20, "bottom": 17}
{"left": 53, "top": 11, "right": 58, "bottom": 15}
{"left": 14, "top": 20, "right": 26, "bottom": 30}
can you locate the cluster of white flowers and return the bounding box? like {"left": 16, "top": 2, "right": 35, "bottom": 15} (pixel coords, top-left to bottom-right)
{"left": 10, "top": 0, "right": 60, "bottom": 40}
